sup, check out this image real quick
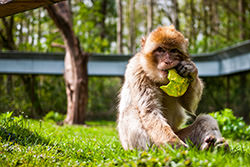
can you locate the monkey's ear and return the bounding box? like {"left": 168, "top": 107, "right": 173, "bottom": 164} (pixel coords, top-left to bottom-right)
{"left": 141, "top": 36, "right": 146, "bottom": 48}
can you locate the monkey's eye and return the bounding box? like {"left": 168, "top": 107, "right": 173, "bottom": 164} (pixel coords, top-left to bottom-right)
{"left": 155, "top": 47, "right": 165, "bottom": 53}
{"left": 170, "top": 49, "right": 179, "bottom": 53}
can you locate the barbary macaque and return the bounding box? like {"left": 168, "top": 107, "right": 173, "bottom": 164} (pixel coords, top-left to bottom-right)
{"left": 117, "top": 25, "right": 228, "bottom": 150}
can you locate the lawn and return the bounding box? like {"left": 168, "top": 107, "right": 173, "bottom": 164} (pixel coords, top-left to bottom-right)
{"left": 0, "top": 112, "right": 250, "bottom": 166}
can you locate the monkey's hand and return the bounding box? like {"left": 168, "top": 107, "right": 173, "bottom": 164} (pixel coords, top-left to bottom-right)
{"left": 175, "top": 61, "right": 198, "bottom": 79}
{"left": 176, "top": 60, "right": 203, "bottom": 113}
{"left": 138, "top": 106, "right": 188, "bottom": 149}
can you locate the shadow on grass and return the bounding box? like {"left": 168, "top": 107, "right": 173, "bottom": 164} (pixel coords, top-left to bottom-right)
{"left": 0, "top": 124, "right": 50, "bottom": 146}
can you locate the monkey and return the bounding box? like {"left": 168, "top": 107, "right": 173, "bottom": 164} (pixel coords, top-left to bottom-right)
{"left": 117, "top": 25, "right": 229, "bottom": 150}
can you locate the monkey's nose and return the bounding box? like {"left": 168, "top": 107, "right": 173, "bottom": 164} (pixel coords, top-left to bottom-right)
{"left": 164, "top": 61, "right": 172, "bottom": 65}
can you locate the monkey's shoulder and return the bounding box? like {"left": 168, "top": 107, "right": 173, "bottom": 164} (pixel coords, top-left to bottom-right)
{"left": 125, "top": 55, "right": 147, "bottom": 79}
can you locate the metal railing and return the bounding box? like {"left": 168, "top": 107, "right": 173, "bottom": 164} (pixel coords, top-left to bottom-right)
{"left": 0, "top": 40, "right": 250, "bottom": 77}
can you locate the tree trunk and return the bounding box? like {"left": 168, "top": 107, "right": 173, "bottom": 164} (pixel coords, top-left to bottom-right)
{"left": 226, "top": 0, "right": 231, "bottom": 41}
{"left": 129, "top": 0, "right": 136, "bottom": 54}
{"left": 21, "top": 75, "right": 43, "bottom": 117}
{"left": 0, "top": 17, "right": 16, "bottom": 50}
{"left": 238, "top": 0, "right": 248, "bottom": 122}
{"left": 202, "top": 0, "right": 208, "bottom": 51}
{"left": 100, "top": 0, "right": 107, "bottom": 40}
{"left": 189, "top": 0, "right": 195, "bottom": 45}
{"left": 147, "top": 0, "right": 153, "bottom": 34}
{"left": 171, "top": 0, "right": 179, "bottom": 30}
{"left": 38, "top": 8, "right": 42, "bottom": 51}
{"left": 46, "top": 2, "right": 88, "bottom": 125}
{"left": 238, "top": 0, "right": 246, "bottom": 40}
{"left": 211, "top": 0, "right": 219, "bottom": 33}
{"left": 239, "top": 73, "right": 248, "bottom": 122}
{"left": 226, "top": 76, "right": 230, "bottom": 108}
{"left": 7, "top": 75, "right": 12, "bottom": 95}
{"left": 116, "top": 0, "right": 123, "bottom": 54}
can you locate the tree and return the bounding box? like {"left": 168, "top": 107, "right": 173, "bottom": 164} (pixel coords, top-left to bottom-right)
{"left": 238, "top": 0, "right": 246, "bottom": 40}
{"left": 21, "top": 75, "right": 43, "bottom": 117}
{"left": 129, "top": 0, "right": 136, "bottom": 54}
{"left": 0, "top": 17, "right": 15, "bottom": 107}
{"left": 116, "top": 0, "right": 123, "bottom": 53}
{"left": 0, "top": 16, "right": 43, "bottom": 117}
{"left": 171, "top": 0, "right": 179, "bottom": 30}
{"left": 147, "top": 0, "right": 153, "bottom": 34}
{"left": 46, "top": 1, "right": 88, "bottom": 125}
{"left": 0, "top": 17, "right": 16, "bottom": 50}
{"left": 238, "top": 0, "right": 248, "bottom": 122}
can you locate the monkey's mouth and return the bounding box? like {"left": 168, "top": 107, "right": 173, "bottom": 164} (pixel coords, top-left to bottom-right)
{"left": 159, "top": 69, "right": 169, "bottom": 78}
{"left": 158, "top": 61, "right": 180, "bottom": 78}
{"left": 159, "top": 65, "right": 178, "bottom": 77}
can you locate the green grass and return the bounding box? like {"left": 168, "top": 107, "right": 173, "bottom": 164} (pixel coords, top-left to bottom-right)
{"left": 0, "top": 113, "right": 250, "bottom": 166}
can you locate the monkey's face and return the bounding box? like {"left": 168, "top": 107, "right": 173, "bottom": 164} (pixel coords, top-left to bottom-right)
{"left": 140, "top": 26, "right": 189, "bottom": 84}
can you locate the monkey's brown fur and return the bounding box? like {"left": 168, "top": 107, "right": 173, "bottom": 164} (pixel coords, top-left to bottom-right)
{"left": 117, "top": 25, "right": 228, "bottom": 150}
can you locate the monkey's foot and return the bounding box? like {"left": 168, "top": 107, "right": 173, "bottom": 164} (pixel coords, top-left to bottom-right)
{"left": 200, "top": 136, "right": 229, "bottom": 151}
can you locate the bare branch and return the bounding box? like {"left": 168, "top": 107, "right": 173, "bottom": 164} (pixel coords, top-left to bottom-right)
{"left": 51, "top": 42, "right": 65, "bottom": 49}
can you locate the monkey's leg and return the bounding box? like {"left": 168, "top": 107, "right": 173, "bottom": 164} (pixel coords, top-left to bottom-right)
{"left": 117, "top": 110, "right": 151, "bottom": 150}
{"left": 176, "top": 115, "right": 229, "bottom": 150}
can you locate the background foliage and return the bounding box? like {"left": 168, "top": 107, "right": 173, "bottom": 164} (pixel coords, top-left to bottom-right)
{"left": 0, "top": 0, "right": 249, "bottom": 121}
{"left": 210, "top": 108, "right": 250, "bottom": 140}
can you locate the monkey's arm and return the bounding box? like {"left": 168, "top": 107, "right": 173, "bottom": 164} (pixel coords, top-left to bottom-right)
{"left": 136, "top": 87, "right": 186, "bottom": 147}
{"left": 140, "top": 108, "right": 187, "bottom": 147}
{"left": 179, "top": 76, "right": 203, "bottom": 113}
{"left": 177, "top": 61, "right": 204, "bottom": 113}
